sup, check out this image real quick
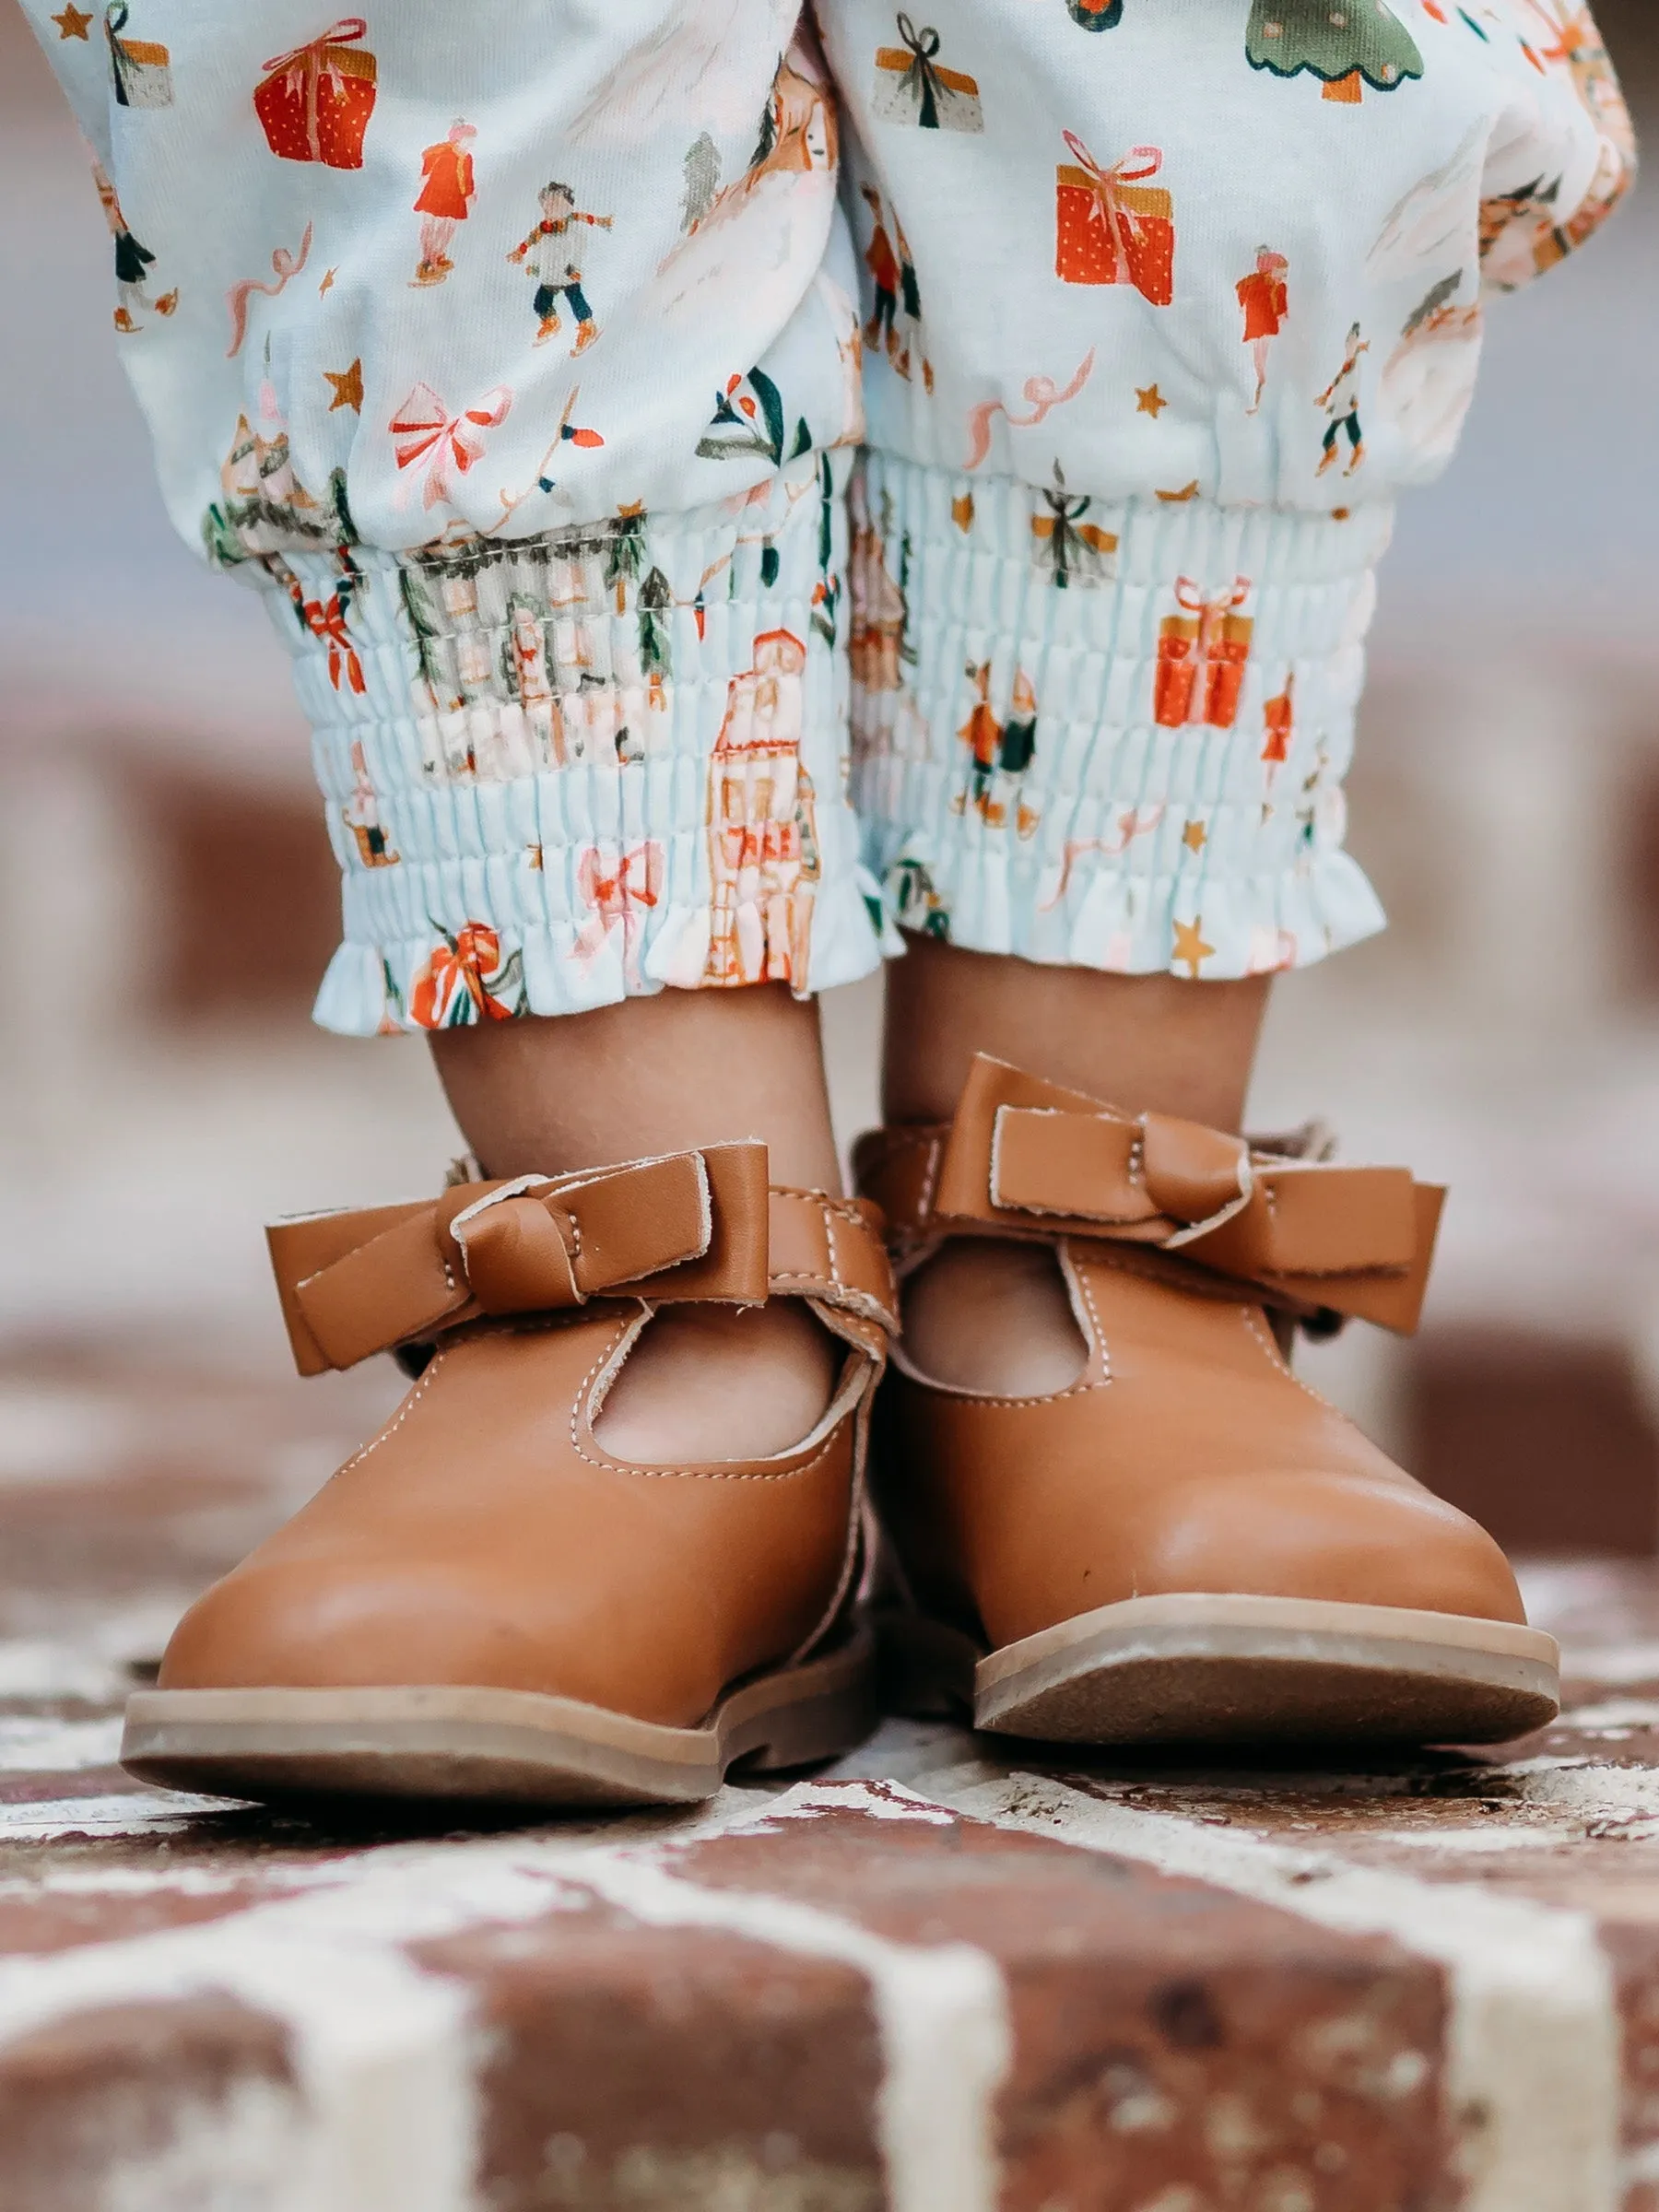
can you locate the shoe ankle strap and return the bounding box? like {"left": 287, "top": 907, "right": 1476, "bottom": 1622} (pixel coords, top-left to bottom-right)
{"left": 268, "top": 1145, "right": 897, "bottom": 1376}
{"left": 853, "top": 1054, "right": 1442, "bottom": 1337}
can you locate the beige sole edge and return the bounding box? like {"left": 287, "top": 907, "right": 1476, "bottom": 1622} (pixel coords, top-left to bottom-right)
{"left": 887, "top": 1596, "right": 1561, "bottom": 1747}
{"left": 120, "top": 1627, "right": 877, "bottom": 1809}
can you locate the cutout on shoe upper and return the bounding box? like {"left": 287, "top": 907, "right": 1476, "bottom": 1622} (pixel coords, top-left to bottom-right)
{"left": 900, "top": 1239, "right": 1089, "bottom": 1398}
{"left": 592, "top": 1301, "right": 844, "bottom": 1466}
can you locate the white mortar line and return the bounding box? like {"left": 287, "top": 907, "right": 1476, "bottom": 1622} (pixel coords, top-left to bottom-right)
{"left": 912, "top": 1760, "right": 1618, "bottom": 2212}
{"left": 0, "top": 1713, "right": 124, "bottom": 1771}
{"left": 0, "top": 1783, "right": 890, "bottom": 2207}
{"left": 0, "top": 1790, "right": 235, "bottom": 1838}
{"left": 579, "top": 1791, "right": 1010, "bottom": 2212}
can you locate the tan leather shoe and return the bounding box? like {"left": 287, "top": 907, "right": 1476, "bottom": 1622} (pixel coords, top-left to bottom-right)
{"left": 122, "top": 1146, "right": 896, "bottom": 1808}
{"left": 854, "top": 1056, "right": 1559, "bottom": 1747}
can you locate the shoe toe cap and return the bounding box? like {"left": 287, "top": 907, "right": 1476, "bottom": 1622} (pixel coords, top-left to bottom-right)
{"left": 1146, "top": 1468, "right": 1527, "bottom": 1625}
{"left": 157, "top": 1558, "right": 554, "bottom": 1694}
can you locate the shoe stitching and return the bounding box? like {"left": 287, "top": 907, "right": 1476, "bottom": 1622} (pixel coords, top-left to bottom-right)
{"left": 775, "top": 1186, "right": 868, "bottom": 1224}
{"left": 1073, "top": 1250, "right": 1112, "bottom": 1387}
{"left": 1240, "top": 1304, "right": 1348, "bottom": 1418}
{"left": 903, "top": 1257, "right": 1110, "bottom": 1407}
{"left": 335, "top": 1346, "right": 449, "bottom": 1474}
{"left": 917, "top": 1135, "right": 941, "bottom": 1228}
{"left": 568, "top": 1320, "right": 862, "bottom": 1484}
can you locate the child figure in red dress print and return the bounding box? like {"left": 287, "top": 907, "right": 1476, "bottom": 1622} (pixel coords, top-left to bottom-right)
{"left": 412, "top": 120, "right": 476, "bottom": 288}
{"left": 509, "top": 181, "right": 613, "bottom": 354}
{"left": 1236, "top": 245, "right": 1288, "bottom": 414}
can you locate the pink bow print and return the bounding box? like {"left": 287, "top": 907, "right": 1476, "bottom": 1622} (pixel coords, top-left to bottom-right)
{"left": 390, "top": 382, "right": 512, "bottom": 510}
{"left": 574, "top": 841, "right": 665, "bottom": 982}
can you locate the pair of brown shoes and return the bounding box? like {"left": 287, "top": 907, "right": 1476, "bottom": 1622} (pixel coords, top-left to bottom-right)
{"left": 122, "top": 1055, "right": 1559, "bottom": 1810}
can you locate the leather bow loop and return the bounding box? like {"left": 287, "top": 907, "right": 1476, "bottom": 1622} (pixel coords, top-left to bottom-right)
{"left": 451, "top": 1188, "right": 583, "bottom": 1314}
{"left": 863, "top": 1054, "right": 1443, "bottom": 1337}
{"left": 270, "top": 1145, "right": 769, "bottom": 1375}
{"left": 1138, "top": 1113, "right": 1252, "bottom": 1230}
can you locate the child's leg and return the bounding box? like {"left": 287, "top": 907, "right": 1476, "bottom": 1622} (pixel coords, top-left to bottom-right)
{"left": 883, "top": 936, "right": 1270, "bottom": 1394}
{"left": 430, "top": 983, "right": 841, "bottom": 1464}
{"left": 883, "top": 935, "right": 1267, "bottom": 1132}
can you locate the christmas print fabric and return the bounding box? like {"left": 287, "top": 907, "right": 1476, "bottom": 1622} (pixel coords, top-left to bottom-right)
{"left": 23, "top": 0, "right": 1632, "bottom": 1022}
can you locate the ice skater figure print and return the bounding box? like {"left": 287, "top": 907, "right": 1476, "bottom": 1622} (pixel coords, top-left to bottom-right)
{"left": 1237, "top": 246, "right": 1288, "bottom": 413}
{"left": 93, "top": 159, "right": 176, "bottom": 331}
{"left": 412, "top": 121, "right": 476, "bottom": 288}
{"left": 509, "top": 182, "right": 612, "bottom": 355}
{"left": 1315, "top": 323, "right": 1370, "bottom": 476}
{"left": 863, "top": 185, "right": 901, "bottom": 359}
{"left": 958, "top": 664, "right": 1040, "bottom": 831}
{"left": 861, "top": 185, "right": 930, "bottom": 385}
{"left": 344, "top": 741, "right": 399, "bottom": 867}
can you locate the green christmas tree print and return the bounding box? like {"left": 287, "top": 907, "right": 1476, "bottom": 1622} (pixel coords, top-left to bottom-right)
{"left": 1246, "top": 0, "right": 1424, "bottom": 101}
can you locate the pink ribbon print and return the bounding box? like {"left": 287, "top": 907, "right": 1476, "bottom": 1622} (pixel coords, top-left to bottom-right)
{"left": 964, "top": 347, "right": 1096, "bottom": 471}
{"left": 573, "top": 842, "right": 665, "bottom": 985}
{"left": 226, "top": 223, "right": 312, "bottom": 357}
{"left": 390, "top": 382, "right": 513, "bottom": 510}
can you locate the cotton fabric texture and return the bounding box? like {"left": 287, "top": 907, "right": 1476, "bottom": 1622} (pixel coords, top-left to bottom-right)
{"left": 28, "top": 0, "right": 1632, "bottom": 1030}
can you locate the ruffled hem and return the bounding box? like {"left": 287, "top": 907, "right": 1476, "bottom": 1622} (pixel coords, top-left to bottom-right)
{"left": 311, "top": 866, "right": 888, "bottom": 1036}
{"left": 869, "top": 827, "right": 1385, "bottom": 981}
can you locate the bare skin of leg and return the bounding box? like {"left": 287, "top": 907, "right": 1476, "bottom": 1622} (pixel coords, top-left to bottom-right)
{"left": 883, "top": 935, "right": 1272, "bottom": 1397}
{"left": 431, "top": 984, "right": 841, "bottom": 1465}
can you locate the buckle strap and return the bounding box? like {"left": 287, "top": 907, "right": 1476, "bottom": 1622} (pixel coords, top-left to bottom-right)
{"left": 768, "top": 1190, "right": 899, "bottom": 1336}
{"left": 853, "top": 1054, "right": 1443, "bottom": 1337}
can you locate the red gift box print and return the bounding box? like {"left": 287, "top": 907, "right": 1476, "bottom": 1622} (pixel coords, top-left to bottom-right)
{"left": 254, "top": 19, "right": 378, "bottom": 170}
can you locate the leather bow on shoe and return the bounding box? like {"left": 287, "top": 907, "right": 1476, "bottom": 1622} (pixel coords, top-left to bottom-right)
{"left": 269, "top": 1143, "right": 898, "bottom": 1374}
{"left": 853, "top": 1054, "right": 1442, "bottom": 1335}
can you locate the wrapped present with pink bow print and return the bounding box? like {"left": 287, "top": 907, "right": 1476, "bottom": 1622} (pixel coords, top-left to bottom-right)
{"left": 254, "top": 19, "right": 378, "bottom": 169}
{"left": 1054, "top": 135, "right": 1174, "bottom": 304}
{"left": 1155, "top": 578, "right": 1253, "bottom": 730}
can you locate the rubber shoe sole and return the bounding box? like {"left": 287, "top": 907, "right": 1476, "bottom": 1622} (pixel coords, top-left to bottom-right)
{"left": 121, "top": 1625, "right": 877, "bottom": 1810}
{"left": 882, "top": 1594, "right": 1559, "bottom": 1747}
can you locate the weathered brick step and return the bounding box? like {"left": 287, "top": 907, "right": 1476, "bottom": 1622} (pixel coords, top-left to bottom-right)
{"left": 6, "top": 1358, "right": 1659, "bottom": 2208}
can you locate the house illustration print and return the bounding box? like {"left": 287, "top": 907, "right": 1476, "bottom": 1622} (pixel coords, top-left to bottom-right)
{"left": 703, "top": 629, "right": 821, "bottom": 987}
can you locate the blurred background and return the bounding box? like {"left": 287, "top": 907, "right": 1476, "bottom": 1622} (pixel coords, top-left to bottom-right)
{"left": 3, "top": 3, "right": 1657, "bottom": 1557}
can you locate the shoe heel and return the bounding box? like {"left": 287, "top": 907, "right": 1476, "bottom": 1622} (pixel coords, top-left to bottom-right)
{"left": 742, "top": 1674, "right": 880, "bottom": 1772}
{"left": 727, "top": 1626, "right": 880, "bottom": 1774}
{"left": 876, "top": 1608, "right": 978, "bottom": 1721}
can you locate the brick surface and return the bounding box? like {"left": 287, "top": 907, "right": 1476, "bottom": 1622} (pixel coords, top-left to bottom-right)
{"left": 6, "top": 1358, "right": 1659, "bottom": 2208}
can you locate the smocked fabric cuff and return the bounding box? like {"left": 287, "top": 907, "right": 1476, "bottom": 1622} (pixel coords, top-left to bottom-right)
{"left": 258, "top": 453, "right": 885, "bottom": 1036}
{"left": 849, "top": 453, "right": 1391, "bottom": 981}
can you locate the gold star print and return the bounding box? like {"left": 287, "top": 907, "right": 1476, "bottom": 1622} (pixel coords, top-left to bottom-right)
{"left": 1182, "top": 819, "right": 1206, "bottom": 853}
{"left": 1156, "top": 480, "right": 1201, "bottom": 505}
{"left": 951, "top": 492, "right": 975, "bottom": 533}
{"left": 53, "top": 5, "right": 92, "bottom": 36}
{"left": 1172, "top": 917, "right": 1215, "bottom": 978}
{"left": 324, "top": 358, "right": 363, "bottom": 413}
{"left": 1135, "top": 383, "right": 1168, "bottom": 418}
{"left": 318, "top": 266, "right": 337, "bottom": 297}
